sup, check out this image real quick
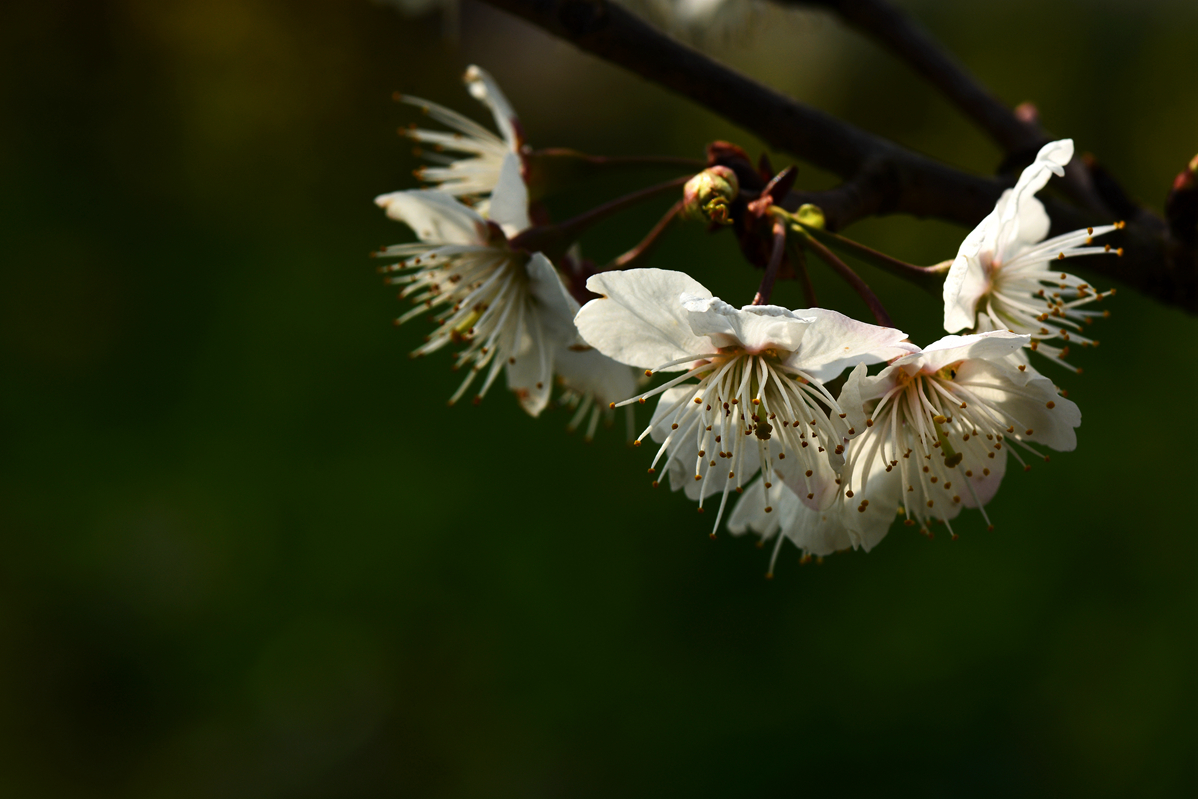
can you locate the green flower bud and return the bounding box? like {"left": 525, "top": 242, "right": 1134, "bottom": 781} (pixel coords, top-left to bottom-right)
{"left": 682, "top": 166, "right": 740, "bottom": 225}
{"left": 795, "top": 203, "right": 826, "bottom": 229}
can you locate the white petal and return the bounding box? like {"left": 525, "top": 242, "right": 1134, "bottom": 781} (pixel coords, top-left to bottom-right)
{"left": 650, "top": 387, "right": 702, "bottom": 496}
{"left": 488, "top": 152, "right": 530, "bottom": 235}
{"left": 943, "top": 140, "right": 1072, "bottom": 333}
{"left": 464, "top": 65, "right": 519, "bottom": 149}
{"left": 842, "top": 448, "right": 901, "bottom": 552}
{"left": 732, "top": 478, "right": 858, "bottom": 558}
{"left": 775, "top": 483, "right": 854, "bottom": 557}
{"left": 727, "top": 477, "right": 783, "bottom": 539}
{"left": 952, "top": 360, "right": 1081, "bottom": 452}
{"left": 505, "top": 306, "right": 554, "bottom": 417}
{"left": 554, "top": 345, "right": 639, "bottom": 406}
{"left": 673, "top": 0, "right": 735, "bottom": 25}
{"left": 788, "top": 509, "right": 856, "bottom": 556}
{"left": 917, "top": 331, "right": 1029, "bottom": 374}
{"left": 1010, "top": 194, "right": 1051, "bottom": 251}
{"left": 374, "top": 189, "right": 486, "bottom": 245}
{"left": 994, "top": 139, "right": 1073, "bottom": 260}
{"left": 837, "top": 362, "right": 876, "bottom": 432}
{"left": 780, "top": 307, "right": 916, "bottom": 381}
{"left": 777, "top": 448, "right": 841, "bottom": 512}
{"left": 525, "top": 253, "right": 578, "bottom": 340}
{"left": 576, "top": 269, "right": 714, "bottom": 370}
{"left": 943, "top": 209, "right": 997, "bottom": 333}
{"left": 679, "top": 296, "right": 814, "bottom": 352}
{"left": 960, "top": 445, "right": 1008, "bottom": 509}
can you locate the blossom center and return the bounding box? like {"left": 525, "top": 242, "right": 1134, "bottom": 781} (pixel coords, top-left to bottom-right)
{"left": 386, "top": 243, "right": 536, "bottom": 404}
{"left": 849, "top": 367, "right": 1044, "bottom": 538}
{"left": 620, "top": 347, "right": 852, "bottom": 535}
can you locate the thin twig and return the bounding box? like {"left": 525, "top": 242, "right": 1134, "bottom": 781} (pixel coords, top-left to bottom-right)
{"left": 752, "top": 217, "right": 788, "bottom": 305}
{"left": 528, "top": 149, "right": 705, "bottom": 169}
{"left": 509, "top": 174, "right": 690, "bottom": 258}
{"left": 791, "top": 241, "right": 817, "bottom": 307}
{"left": 798, "top": 223, "right": 947, "bottom": 291}
{"left": 606, "top": 199, "right": 684, "bottom": 271}
{"left": 803, "top": 232, "right": 893, "bottom": 327}
{"left": 557, "top": 175, "right": 689, "bottom": 239}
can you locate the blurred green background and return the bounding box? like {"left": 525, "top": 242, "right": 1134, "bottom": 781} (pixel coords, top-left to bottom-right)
{"left": 1, "top": 0, "right": 1194, "bottom": 795}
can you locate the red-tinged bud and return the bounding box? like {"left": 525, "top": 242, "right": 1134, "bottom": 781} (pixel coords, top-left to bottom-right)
{"left": 1165, "top": 153, "right": 1198, "bottom": 249}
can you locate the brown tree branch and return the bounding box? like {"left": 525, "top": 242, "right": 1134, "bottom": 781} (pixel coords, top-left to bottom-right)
{"left": 782, "top": 0, "right": 1107, "bottom": 215}
{"left": 476, "top": 0, "right": 1194, "bottom": 313}
{"left": 788, "top": 0, "right": 1040, "bottom": 156}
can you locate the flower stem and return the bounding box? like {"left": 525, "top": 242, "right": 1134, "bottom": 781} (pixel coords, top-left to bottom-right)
{"left": 559, "top": 175, "right": 691, "bottom": 239}
{"left": 789, "top": 238, "right": 818, "bottom": 307}
{"left": 527, "top": 148, "right": 706, "bottom": 169}
{"left": 509, "top": 175, "right": 690, "bottom": 260}
{"left": 752, "top": 217, "right": 788, "bottom": 306}
{"left": 798, "top": 223, "right": 949, "bottom": 290}
{"left": 803, "top": 232, "right": 895, "bottom": 327}
{"left": 606, "top": 199, "right": 684, "bottom": 271}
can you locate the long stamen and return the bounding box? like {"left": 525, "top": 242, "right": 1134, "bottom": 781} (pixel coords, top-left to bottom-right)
{"left": 646, "top": 353, "right": 720, "bottom": 373}
{"left": 767, "top": 529, "right": 787, "bottom": 578}
{"left": 615, "top": 363, "right": 711, "bottom": 408}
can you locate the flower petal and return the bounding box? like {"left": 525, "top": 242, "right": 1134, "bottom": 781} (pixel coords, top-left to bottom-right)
{"left": 525, "top": 252, "right": 578, "bottom": 340}
{"left": 990, "top": 139, "right": 1073, "bottom": 266}
{"left": 959, "top": 445, "right": 1008, "bottom": 509}
{"left": 780, "top": 307, "right": 915, "bottom": 381}
{"left": 837, "top": 362, "right": 878, "bottom": 432}
{"left": 727, "top": 477, "right": 785, "bottom": 540}
{"left": 1010, "top": 194, "right": 1051, "bottom": 251}
{"left": 680, "top": 297, "right": 814, "bottom": 352}
{"left": 374, "top": 189, "right": 486, "bottom": 245}
{"left": 505, "top": 304, "right": 554, "bottom": 417}
{"left": 729, "top": 478, "right": 864, "bottom": 558}
{"left": 943, "top": 209, "right": 997, "bottom": 333}
{"left": 488, "top": 152, "right": 531, "bottom": 235}
{"left": 554, "top": 345, "right": 639, "bottom": 406}
{"left": 952, "top": 359, "right": 1081, "bottom": 452}
{"left": 917, "top": 331, "right": 1029, "bottom": 374}
{"left": 776, "top": 448, "right": 841, "bottom": 512}
{"left": 576, "top": 269, "right": 714, "bottom": 371}
{"left": 842, "top": 448, "right": 901, "bottom": 552}
{"left": 464, "top": 64, "right": 519, "bottom": 148}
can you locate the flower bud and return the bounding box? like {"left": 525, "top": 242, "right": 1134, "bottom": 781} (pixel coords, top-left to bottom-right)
{"left": 682, "top": 166, "right": 740, "bottom": 225}
{"left": 795, "top": 203, "right": 826, "bottom": 229}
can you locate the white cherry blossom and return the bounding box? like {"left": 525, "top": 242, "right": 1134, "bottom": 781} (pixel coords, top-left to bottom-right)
{"left": 943, "top": 139, "right": 1121, "bottom": 370}
{"left": 574, "top": 268, "right": 915, "bottom": 533}
{"left": 398, "top": 65, "right": 521, "bottom": 215}
{"left": 838, "top": 330, "right": 1081, "bottom": 539}
{"left": 373, "top": 185, "right": 574, "bottom": 416}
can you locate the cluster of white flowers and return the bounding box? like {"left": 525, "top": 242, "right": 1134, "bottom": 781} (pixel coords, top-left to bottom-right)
{"left": 376, "top": 70, "right": 1117, "bottom": 573}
